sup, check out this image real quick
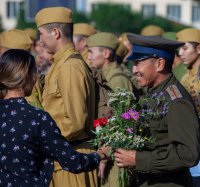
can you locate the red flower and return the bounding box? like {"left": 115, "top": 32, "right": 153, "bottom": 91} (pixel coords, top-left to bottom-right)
{"left": 93, "top": 119, "right": 102, "bottom": 128}
{"left": 100, "top": 118, "right": 108, "bottom": 125}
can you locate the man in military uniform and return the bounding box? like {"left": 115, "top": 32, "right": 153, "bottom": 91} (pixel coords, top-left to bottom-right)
{"left": 87, "top": 32, "right": 133, "bottom": 91}
{"left": 35, "top": 7, "right": 98, "bottom": 187}
{"left": 114, "top": 33, "right": 200, "bottom": 187}
{"left": 73, "top": 23, "right": 112, "bottom": 119}
{"left": 0, "top": 29, "right": 43, "bottom": 108}
{"left": 87, "top": 32, "right": 135, "bottom": 187}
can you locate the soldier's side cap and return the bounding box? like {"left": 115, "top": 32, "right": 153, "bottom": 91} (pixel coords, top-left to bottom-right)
{"left": 73, "top": 23, "right": 96, "bottom": 36}
{"left": 0, "top": 29, "right": 32, "bottom": 51}
{"left": 127, "top": 33, "right": 184, "bottom": 61}
{"left": 116, "top": 42, "right": 128, "bottom": 58}
{"left": 24, "top": 28, "right": 37, "bottom": 41}
{"left": 176, "top": 28, "right": 200, "bottom": 43}
{"left": 162, "top": 32, "right": 176, "bottom": 41}
{"left": 141, "top": 25, "right": 164, "bottom": 36}
{"left": 35, "top": 7, "right": 72, "bottom": 28}
{"left": 87, "top": 32, "right": 119, "bottom": 50}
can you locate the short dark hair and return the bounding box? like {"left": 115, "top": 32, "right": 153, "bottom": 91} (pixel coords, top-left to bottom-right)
{"left": 99, "top": 47, "right": 116, "bottom": 61}
{"left": 43, "top": 23, "right": 73, "bottom": 42}
{"left": 0, "top": 49, "right": 36, "bottom": 98}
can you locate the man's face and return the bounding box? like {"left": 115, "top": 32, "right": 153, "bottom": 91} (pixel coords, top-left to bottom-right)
{"left": 88, "top": 47, "right": 105, "bottom": 68}
{"left": 178, "top": 42, "right": 200, "bottom": 66}
{"left": 73, "top": 35, "right": 83, "bottom": 52}
{"left": 132, "top": 58, "right": 158, "bottom": 88}
{"left": 38, "top": 27, "right": 55, "bottom": 54}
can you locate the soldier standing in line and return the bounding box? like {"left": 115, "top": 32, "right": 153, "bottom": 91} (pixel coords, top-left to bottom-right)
{"left": 87, "top": 32, "right": 135, "bottom": 187}
{"left": 87, "top": 32, "right": 133, "bottom": 92}
{"left": 35, "top": 7, "right": 98, "bottom": 187}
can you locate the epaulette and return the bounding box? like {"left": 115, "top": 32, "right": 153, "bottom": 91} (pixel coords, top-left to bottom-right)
{"left": 166, "top": 85, "right": 183, "bottom": 101}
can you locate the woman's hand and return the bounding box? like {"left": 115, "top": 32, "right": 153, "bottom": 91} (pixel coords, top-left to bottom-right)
{"left": 96, "top": 146, "right": 111, "bottom": 160}
{"left": 98, "top": 161, "right": 107, "bottom": 179}
{"left": 114, "top": 148, "right": 136, "bottom": 168}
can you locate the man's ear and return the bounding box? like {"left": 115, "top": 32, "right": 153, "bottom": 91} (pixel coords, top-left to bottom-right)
{"left": 197, "top": 44, "right": 200, "bottom": 54}
{"left": 51, "top": 28, "right": 60, "bottom": 39}
{"left": 103, "top": 48, "right": 111, "bottom": 59}
{"left": 156, "top": 58, "right": 166, "bottom": 72}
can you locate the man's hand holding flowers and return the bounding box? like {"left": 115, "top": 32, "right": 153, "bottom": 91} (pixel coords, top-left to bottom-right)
{"left": 114, "top": 149, "right": 136, "bottom": 168}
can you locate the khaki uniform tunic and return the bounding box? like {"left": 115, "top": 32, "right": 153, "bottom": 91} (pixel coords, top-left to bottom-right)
{"left": 42, "top": 43, "right": 97, "bottom": 187}
{"left": 102, "top": 61, "right": 133, "bottom": 91}
{"left": 180, "top": 66, "right": 200, "bottom": 115}
{"left": 136, "top": 74, "right": 199, "bottom": 187}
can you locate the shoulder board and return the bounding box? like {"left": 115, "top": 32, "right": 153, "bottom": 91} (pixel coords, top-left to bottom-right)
{"left": 166, "top": 85, "right": 183, "bottom": 101}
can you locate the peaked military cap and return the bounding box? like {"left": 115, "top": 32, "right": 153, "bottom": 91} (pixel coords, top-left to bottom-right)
{"left": 87, "top": 32, "right": 119, "bottom": 50}
{"left": 127, "top": 33, "right": 184, "bottom": 61}
{"left": 35, "top": 7, "right": 72, "bottom": 28}
{"left": 73, "top": 23, "right": 96, "bottom": 36}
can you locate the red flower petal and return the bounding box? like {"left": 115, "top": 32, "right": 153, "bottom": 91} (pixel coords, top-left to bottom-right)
{"left": 93, "top": 119, "right": 102, "bottom": 128}
{"left": 101, "top": 118, "right": 108, "bottom": 125}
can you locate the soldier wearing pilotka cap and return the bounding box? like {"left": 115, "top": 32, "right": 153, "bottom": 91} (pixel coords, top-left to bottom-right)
{"left": 114, "top": 34, "right": 200, "bottom": 187}
{"left": 87, "top": 32, "right": 133, "bottom": 92}
{"left": 35, "top": 6, "right": 98, "bottom": 187}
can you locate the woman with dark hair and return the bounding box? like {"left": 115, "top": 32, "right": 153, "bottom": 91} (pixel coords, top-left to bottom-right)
{"left": 0, "top": 49, "right": 108, "bottom": 187}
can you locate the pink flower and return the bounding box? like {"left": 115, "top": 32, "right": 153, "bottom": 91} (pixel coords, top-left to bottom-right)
{"left": 121, "top": 112, "right": 131, "bottom": 120}
{"left": 126, "top": 128, "right": 133, "bottom": 133}
{"left": 128, "top": 109, "right": 140, "bottom": 120}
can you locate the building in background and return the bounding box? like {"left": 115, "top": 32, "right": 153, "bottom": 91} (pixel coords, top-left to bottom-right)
{"left": 0, "top": 0, "right": 79, "bottom": 30}
{"left": 0, "top": 0, "right": 23, "bottom": 30}
{"left": 86, "top": 0, "right": 200, "bottom": 28}
{"left": 0, "top": 0, "right": 200, "bottom": 30}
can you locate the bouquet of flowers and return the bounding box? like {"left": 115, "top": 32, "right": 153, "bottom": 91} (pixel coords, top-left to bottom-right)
{"left": 92, "top": 88, "right": 169, "bottom": 187}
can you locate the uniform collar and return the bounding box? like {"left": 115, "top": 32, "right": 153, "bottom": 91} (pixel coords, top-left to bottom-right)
{"left": 52, "top": 42, "right": 76, "bottom": 62}
{"left": 102, "top": 61, "right": 118, "bottom": 77}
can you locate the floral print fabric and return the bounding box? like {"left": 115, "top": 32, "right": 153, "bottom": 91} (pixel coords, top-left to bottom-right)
{"left": 0, "top": 98, "right": 99, "bottom": 187}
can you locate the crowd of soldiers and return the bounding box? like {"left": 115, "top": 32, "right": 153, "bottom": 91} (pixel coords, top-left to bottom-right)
{"left": 0, "top": 6, "right": 200, "bottom": 187}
